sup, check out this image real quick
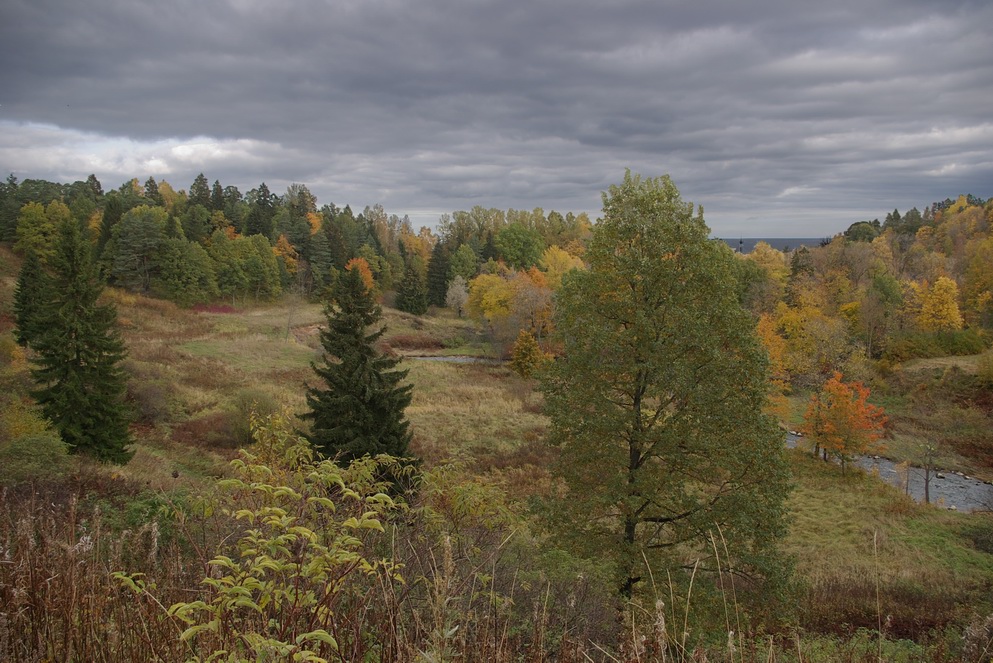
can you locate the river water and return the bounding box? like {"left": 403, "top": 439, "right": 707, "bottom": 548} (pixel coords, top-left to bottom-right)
{"left": 398, "top": 363, "right": 993, "bottom": 512}
{"left": 786, "top": 433, "right": 993, "bottom": 513}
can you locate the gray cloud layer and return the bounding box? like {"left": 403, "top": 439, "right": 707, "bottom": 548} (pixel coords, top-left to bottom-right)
{"left": 2, "top": 0, "right": 991, "bottom": 235}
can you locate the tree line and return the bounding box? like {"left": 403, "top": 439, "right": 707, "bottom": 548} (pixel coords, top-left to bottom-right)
{"left": 1, "top": 173, "right": 592, "bottom": 313}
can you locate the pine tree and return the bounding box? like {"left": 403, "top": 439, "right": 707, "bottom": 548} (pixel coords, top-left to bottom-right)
{"left": 395, "top": 262, "right": 429, "bottom": 315}
{"left": 143, "top": 176, "right": 163, "bottom": 206}
{"left": 30, "top": 218, "right": 133, "bottom": 463}
{"left": 210, "top": 180, "right": 225, "bottom": 212}
{"left": 189, "top": 172, "right": 211, "bottom": 208}
{"left": 303, "top": 266, "right": 413, "bottom": 461}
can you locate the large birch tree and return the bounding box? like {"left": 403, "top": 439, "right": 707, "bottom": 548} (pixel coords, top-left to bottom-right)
{"left": 541, "top": 172, "right": 791, "bottom": 607}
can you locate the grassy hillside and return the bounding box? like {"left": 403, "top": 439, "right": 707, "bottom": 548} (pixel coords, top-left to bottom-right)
{"left": 3, "top": 242, "right": 993, "bottom": 659}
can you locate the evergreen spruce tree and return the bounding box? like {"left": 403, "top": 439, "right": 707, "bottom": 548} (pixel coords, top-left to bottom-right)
{"left": 303, "top": 266, "right": 413, "bottom": 461}
{"left": 96, "top": 192, "right": 124, "bottom": 261}
{"left": 31, "top": 219, "right": 133, "bottom": 463}
{"left": 143, "top": 176, "right": 163, "bottom": 206}
{"left": 210, "top": 179, "right": 225, "bottom": 212}
{"left": 395, "top": 262, "right": 429, "bottom": 315}
{"left": 13, "top": 250, "right": 52, "bottom": 348}
{"left": 189, "top": 172, "right": 211, "bottom": 208}
{"left": 426, "top": 240, "right": 451, "bottom": 307}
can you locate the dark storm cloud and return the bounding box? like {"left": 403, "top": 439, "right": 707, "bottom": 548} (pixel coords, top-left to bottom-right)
{"left": 1, "top": 0, "right": 991, "bottom": 234}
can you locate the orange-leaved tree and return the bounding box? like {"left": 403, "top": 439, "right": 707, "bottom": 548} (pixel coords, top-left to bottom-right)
{"left": 755, "top": 312, "right": 791, "bottom": 422}
{"left": 273, "top": 234, "right": 299, "bottom": 277}
{"left": 804, "top": 371, "right": 887, "bottom": 471}
{"left": 344, "top": 256, "right": 376, "bottom": 294}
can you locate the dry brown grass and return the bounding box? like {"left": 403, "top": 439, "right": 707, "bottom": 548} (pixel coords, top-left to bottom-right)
{"left": 406, "top": 361, "right": 548, "bottom": 461}
{"left": 901, "top": 354, "right": 983, "bottom": 374}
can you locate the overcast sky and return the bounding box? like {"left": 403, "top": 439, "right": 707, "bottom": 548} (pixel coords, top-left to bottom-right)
{"left": 1, "top": 0, "right": 991, "bottom": 237}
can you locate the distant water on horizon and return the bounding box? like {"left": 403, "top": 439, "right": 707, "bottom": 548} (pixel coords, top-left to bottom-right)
{"left": 715, "top": 237, "right": 825, "bottom": 253}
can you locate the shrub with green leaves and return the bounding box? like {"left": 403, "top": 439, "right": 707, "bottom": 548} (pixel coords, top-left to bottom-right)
{"left": 0, "top": 431, "right": 70, "bottom": 486}
{"left": 116, "top": 412, "right": 409, "bottom": 662}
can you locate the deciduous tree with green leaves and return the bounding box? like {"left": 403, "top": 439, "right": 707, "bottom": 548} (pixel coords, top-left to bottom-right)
{"left": 495, "top": 223, "right": 544, "bottom": 270}
{"left": 15, "top": 200, "right": 70, "bottom": 262}
{"left": 541, "top": 172, "right": 791, "bottom": 608}
{"left": 448, "top": 243, "right": 478, "bottom": 284}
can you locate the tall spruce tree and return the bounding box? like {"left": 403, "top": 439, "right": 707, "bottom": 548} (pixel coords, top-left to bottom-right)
{"left": 97, "top": 192, "right": 124, "bottom": 261}
{"left": 31, "top": 218, "right": 133, "bottom": 463}
{"left": 395, "top": 262, "right": 429, "bottom": 315}
{"left": 303, "top": 266, "right": 413, "bottom": 461}
{"left": 13, "top": 250, "right": 52, "bottom": 348}
{"left": 426, "top": 240, "right": 451, "bottom": 306}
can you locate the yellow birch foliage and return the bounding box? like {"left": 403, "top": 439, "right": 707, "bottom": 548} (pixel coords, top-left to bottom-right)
{"left": 306, "top": 211, "right": 322, "bottom": 236}
{"left": 467, "top": 273, "right": 514, "bottom": 325}
{"left": 756, "top": 313, "right": 791, "bottom": 421}
{"left": 918, "top": 276, "right": 963, "bottom": 331}
{"left": 511, "top": 268, "right": 553, "bottom": 339}
{"left": 510, "top": 329, "right": 550, "bottom": 378}
{"left": 539, "top": 245, "right": 585, "bottom": 290}
{"left": 748, "top": 241, "right": 789, "bottom": 283}
{"left": 962, "top": 236, "right": 993, "bottom": 324}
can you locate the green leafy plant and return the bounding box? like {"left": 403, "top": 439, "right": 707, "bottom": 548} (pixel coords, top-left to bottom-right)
{"left": 116, "top": 412, "right": 408, "bottom": 662}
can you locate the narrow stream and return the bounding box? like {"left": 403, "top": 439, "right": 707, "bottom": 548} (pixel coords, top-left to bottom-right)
{"left": 395, "top": 362, "right": 993, "bottom": 512}
{"left": 786, "top": 433, "right": 993, "bottom": 513}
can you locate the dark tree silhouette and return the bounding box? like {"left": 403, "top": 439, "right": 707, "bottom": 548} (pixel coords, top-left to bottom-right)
{"left": 303, "top": 266, "right": 413, "bottom": 462}
{"left": 30, "top": 219, "right": 133, "bottom": 463}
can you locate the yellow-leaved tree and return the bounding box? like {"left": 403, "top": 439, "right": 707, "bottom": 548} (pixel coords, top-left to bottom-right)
{"left": 917, "top": 276, "right": 963, "bottom": 331}
{"left": 344, "top": 256, "right": 376, "bottom": 294}
{"left": 538, "top": 244, "right": 584, "bottom": 290}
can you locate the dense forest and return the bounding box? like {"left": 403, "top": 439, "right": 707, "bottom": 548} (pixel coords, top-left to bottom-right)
{"left": 1, "top": 170, "right": 993, "bottom": 661}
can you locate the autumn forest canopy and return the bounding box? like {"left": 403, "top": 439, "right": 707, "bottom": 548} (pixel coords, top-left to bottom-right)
{"left": 2, "top": 170, "right": 993, "bottom": 661}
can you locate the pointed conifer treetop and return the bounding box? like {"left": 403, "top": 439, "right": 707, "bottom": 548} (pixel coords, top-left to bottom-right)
{"left": 30, "top": 218, "right": 133, "bottom": 463}
{"left": 303, "top": 265, "right": 413, "bottom": 462}
{"left": 13, "top": 249, "right": 52, "bottom": 348}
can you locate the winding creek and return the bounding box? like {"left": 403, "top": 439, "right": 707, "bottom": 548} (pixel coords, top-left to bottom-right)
{"left": 786, "top": 433, "right": 993, "bottom": 513}
{"left": 405, "top": 355, "right": 993, "bottom": 512}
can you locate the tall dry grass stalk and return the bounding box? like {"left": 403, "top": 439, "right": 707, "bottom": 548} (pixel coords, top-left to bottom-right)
{"left": 0, "top": 485, "right": 194, "bottom": 661}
